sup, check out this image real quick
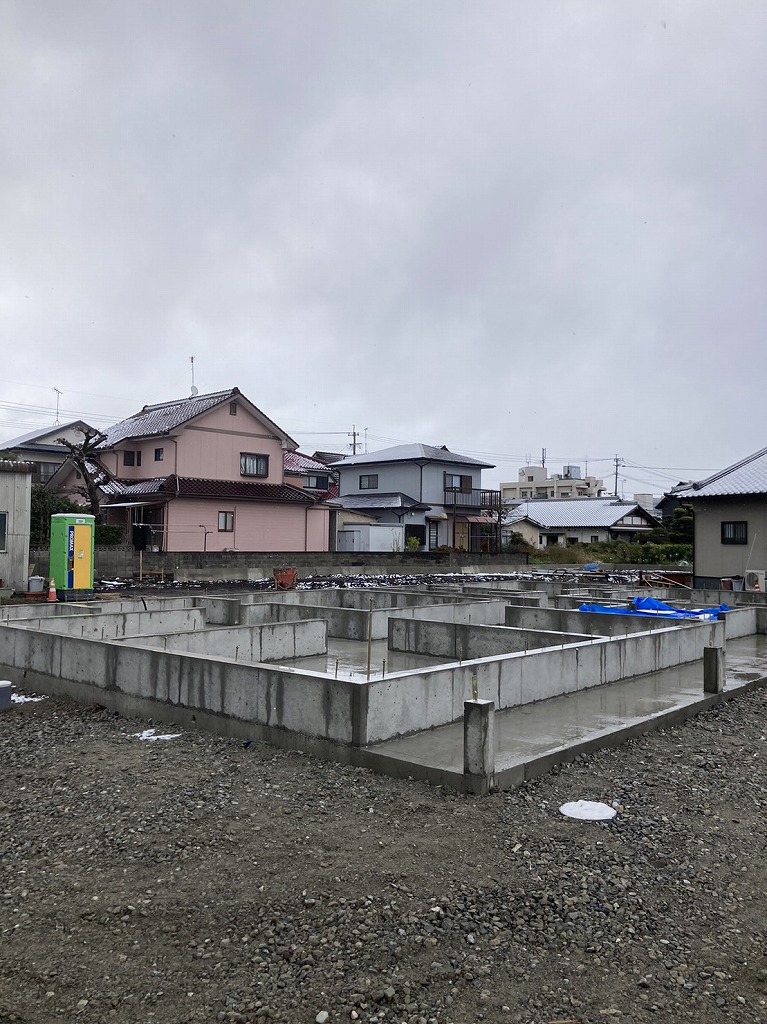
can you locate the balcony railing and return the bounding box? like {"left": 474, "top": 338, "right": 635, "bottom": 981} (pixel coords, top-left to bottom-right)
{"left": 443, "top": 488, "right": 502, "bottom": 510}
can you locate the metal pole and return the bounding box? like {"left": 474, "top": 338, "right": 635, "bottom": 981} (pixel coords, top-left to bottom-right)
{"left": 366, "top": 597, "right": 373, "bottom": 680}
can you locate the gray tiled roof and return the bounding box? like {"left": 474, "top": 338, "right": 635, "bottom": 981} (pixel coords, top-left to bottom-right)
{"left": 331, "top": 492, "right": 431, "bottom": 512}
{"left": 101, "top": 477, "right": 167, "bottom": 497}
{"left": 99, "top": 388, "right": 297, "bottom": 449}
{"left": 670, "top": 446, "right": 767, "bottom": 498}
{"left": 334, "top": 443, "right": 494, "bottom": 470}
{"left": 0, "top": 420, "right": 94, "bottom": 449}
{"left": 283, "top": 451, "right": 336, "bottom": 475}
{"left": 100, "top": 390, "right": 237, "bottom": 445}
{"left": 507, "top": 498, "right": 655, "bottom": 529}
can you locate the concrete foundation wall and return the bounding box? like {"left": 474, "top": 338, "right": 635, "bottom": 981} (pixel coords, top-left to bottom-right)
{"left": 16, "top": 607, "right": 208, "bottom": 640}
{"left": 0, "top": 622, "right": 357, "bottom": 745}
{"left": 0, "top": 604, "right": 726, "bottom": 751}
{"left": 247, "top": 588, "right": 493, "bottom": 611}
{"left": 244, "top": 597, "right": 504, "bottom": 641}
{"left": 388, "top": 619, "right": 596, "bottom": 659}
{"left": 505, "top": 604, "right": 680, "bottom": 636}
{"left": 692, "top": 588, "right": 767, "bottom": 608}
{"left": 122, "top": 619, "right": 328, "bottom": 662}
{"left": 0, "top": 596, "right": 199, "bottom": 623}
{"left": 365, "top": 619, "right": 724, "bottom": 742}
{"left": 505, "top": 602, "right": 756, "bottom": 640}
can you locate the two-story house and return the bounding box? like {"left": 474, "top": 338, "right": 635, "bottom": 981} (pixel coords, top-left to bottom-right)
{"left": 332, "top": 443, "right": 500, "bottom": 552}
{"left": 667, "top": 445, "right": 767, "bottom": 589}
{"left": 51, "top": 388, "right": 330, "bottom": 553}
{"left": 0, "top": 420, "right": 97, "bottom": 486}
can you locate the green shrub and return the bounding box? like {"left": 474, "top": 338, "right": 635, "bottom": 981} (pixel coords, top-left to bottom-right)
{"left": 29, "top": 487, "right": 84, "bottom": 548}
{"left": 531, "top": 539, "right": 692, "bottom": 566}
{"left": 95, "top": 524, "right": 125, "bottom": 546}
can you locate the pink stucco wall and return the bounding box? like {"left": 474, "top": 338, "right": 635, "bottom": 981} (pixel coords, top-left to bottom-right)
{"left": 165, "top": 499, "right": 329, "bottom": 553}
{"left": 112, "top": 403, "right": 286, "bottom": 484}
{"left": 53, "top": 399, "right": 335, "bottom": 552}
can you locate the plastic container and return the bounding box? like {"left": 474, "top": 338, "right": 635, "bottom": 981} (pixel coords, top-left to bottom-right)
{"left": 28, "top": 576, "right": 45, "bottom": 594}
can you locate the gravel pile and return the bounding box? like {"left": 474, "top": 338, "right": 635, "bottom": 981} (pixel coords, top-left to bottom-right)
{"left": 1, "top": 688, "right": 766, "bottom": 1024}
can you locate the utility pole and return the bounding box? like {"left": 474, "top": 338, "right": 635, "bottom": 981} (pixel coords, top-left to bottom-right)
{"left": 613, "top": 454, "right": 623, "bottom": 496}
{"left": 541, "top": 447, "right": 546, "bottom": 468}
{"left": 53, "top": 388, "right": 62, "bottom": 426}
{"left": 348, "top": 424, "right": 359, "bottom": 455}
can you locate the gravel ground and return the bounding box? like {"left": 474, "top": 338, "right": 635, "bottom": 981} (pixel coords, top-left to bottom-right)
{"left": 1, "top": 686, "right": 766, "bottom": 1024}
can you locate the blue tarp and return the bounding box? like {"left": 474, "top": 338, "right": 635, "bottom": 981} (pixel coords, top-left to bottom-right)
{"left": 578, "top": 597, "right": 729, "bottom": 621}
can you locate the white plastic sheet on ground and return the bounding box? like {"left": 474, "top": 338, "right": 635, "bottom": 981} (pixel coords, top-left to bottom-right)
{"left": 559, "top": 799, "right": 617, "bottom": 821}
{"left": 132, "top": 728, "right": 182, "bottom": 742}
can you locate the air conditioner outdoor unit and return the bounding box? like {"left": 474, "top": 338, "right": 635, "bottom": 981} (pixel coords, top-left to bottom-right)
{"left": 745, "top": 569, "right": 766, "bottom": 591}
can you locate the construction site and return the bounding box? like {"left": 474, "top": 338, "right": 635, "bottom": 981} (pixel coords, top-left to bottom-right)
{"left": 2, "top": 570, "right": 766, "bottom": 794}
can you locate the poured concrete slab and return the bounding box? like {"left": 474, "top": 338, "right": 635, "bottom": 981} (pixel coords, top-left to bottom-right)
{"left": 364, "top": 635, "right": 767, "bottom": 789}
{"left": 274, "top": 638, "right": 454, "bottom": 680}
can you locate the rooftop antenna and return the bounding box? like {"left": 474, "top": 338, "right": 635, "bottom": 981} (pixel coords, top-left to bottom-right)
{"left": 190, "top": 355, "right": 198, "bottom": 397}
{"left": 53, "top": 387, "right": 62, "bottom": 425}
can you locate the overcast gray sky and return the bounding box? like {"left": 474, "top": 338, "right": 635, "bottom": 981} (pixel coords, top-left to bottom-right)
{"left": 2, "top": 1, "right": 765, "bottom": 495}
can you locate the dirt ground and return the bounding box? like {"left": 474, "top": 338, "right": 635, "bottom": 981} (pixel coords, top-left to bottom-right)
{"left": 1, "top": 685, "right": 766, "bottom": 1024}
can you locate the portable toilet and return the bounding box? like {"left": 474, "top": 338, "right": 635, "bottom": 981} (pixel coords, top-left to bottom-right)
{"left": 49, "top": 513, "right": 96, "bottom": 599}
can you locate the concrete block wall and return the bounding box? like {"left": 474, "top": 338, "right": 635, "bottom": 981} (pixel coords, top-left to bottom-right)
{"left": 26, "top": 546, "right": 530, "bottom": 582}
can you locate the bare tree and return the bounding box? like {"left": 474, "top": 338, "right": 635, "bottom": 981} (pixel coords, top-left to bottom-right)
{"left": 56, "top": 427, "right": 108, "bottom": 519}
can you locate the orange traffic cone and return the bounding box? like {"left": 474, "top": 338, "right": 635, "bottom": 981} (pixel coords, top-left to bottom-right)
{"left": 47, "top": 578, "right": 58, "bottom": 602}
{"left": 755, "top": 579, "right": 762, "bottom": 593}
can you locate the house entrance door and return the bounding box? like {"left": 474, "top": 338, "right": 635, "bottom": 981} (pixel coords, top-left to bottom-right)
{"left": 454, "top": 521, "right": 469, "bottom": 551}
